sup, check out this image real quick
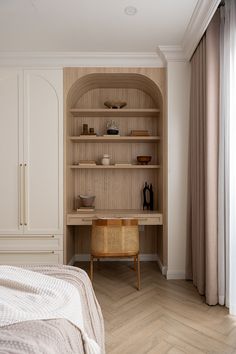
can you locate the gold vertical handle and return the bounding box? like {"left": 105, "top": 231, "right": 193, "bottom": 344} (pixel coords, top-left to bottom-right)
{"left": 24, "top": 163, "right": 28, "bottom": 226}
{"left": 19, "top": 164, "right": 23, "bottom": 226}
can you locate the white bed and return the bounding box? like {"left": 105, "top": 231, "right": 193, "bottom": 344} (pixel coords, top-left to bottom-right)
{"left": 0, "top": 265, "right": 105, "bottom": 354}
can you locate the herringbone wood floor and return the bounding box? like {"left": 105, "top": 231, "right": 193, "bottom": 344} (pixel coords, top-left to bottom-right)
{"left": 75, "top": 261, "right": 236, "bottom": 354}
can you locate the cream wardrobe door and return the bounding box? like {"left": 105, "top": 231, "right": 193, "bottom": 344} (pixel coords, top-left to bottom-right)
{"left": 23, "top": 69, "right": 63, "bottom": 235}
{"left": 0, "top": 70, "right": 24, "bottom": 234}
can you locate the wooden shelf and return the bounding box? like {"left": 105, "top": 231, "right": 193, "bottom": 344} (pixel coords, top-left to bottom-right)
{"left": 69, "top": 165, "right": 160, "bottom": 169}
{"left": 69, "top": 136, "right": 160, "bottom": 143}
{"left": 69, "top": 108, "right": 160, "bottom": 117}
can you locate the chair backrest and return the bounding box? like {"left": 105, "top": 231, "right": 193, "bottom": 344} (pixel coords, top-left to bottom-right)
{"left": 91, "top": 219, "right": 139, "bottom": 257}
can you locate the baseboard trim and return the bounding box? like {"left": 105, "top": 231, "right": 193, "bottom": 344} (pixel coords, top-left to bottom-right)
{"left": 68, "top": 253, "right": 159, "bottom": 264}
{"left": 166, "top": 270, "right": 186, "bottom": 280}
{"left": 156, "top": 255, "right": 167, "bottom": 276}
{"left": 229, "top": 304, "right": 236, "bottom": 315}
{"left": 68, "top": 253, "right": 169, "bottom": 277}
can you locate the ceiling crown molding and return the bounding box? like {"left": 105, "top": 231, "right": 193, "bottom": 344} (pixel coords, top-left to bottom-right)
{"left": 157, "top": 45, "right": 187, "bottom": 64}
{"left": 158, "top": 0, "right": 221, "bottom": 63}
{"left": 182, "top": 0, "right": 221, "bottom": 59}
{"left": 0, "top": 51, "right": 165, "bottom": 67}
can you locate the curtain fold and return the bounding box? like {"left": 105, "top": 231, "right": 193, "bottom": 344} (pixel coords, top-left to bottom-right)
{"left": 228, "top": 0, "right": 236, "bottom": 315}
{"left": 221, "top": 0, "right": 236, "bottom": 315}
{"left": 218, "top": 4, "right": 230, "bottom": 308}
{"left": 187, "top": 36, "right": 206, "bottom": 295}
{"left": 186, "top": 11, "right": 220, "bottom": 305}
{"left": 205, "top": 11, "right": 220, "bottom": 306}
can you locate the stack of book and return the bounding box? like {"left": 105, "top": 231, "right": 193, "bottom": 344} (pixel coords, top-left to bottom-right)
{"left": 77, "top": 206, "right": 95, "bottom": 212}
{"left": 78, "top": 160, "right": 96, "bottom": 165}
{"left": 130, "top": 130, "right": 149, "bottom": 136}
{"left": 102, "top": 134, "right": 120, "bottom": 137}
{"left": 114, "top": 163, "right": 131, "bottom": 166}
{"left": 79, "top": 133, "right": 97, "bottom": 136}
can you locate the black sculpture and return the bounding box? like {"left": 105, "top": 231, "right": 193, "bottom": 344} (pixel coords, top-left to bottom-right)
{"left": 143, "top": 182, "right": 154, "bottom": 210}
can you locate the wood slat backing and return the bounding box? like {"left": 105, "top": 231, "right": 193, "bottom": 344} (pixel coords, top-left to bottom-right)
{"left": 73, "top": 169, "right": 159, "bottom": 210}
{"left": 75, "top": 88, "right": 156, "bottom": 109}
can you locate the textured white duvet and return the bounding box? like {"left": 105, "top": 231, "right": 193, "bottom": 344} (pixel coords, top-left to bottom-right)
{"left": 0, "top": 265, "right": 100, "bottom": 354}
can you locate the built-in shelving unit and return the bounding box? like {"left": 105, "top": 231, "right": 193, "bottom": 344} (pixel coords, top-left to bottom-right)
{"left": 64, "top": 69, "right": 166, "bottom": 266}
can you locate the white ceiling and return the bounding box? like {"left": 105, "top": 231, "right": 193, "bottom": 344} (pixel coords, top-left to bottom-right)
{"left": 0, "top": 0, "right": 199, "bottom": 52}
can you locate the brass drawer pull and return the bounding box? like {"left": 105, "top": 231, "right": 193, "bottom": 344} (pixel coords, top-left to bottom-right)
{"left": 24, "top": 163, "right": 28, "bottom": 226}
{"left": 82, "top": 218, "right": 96, "bottom": 222}
{"left": 19, "top": 164, "right": 23, "bottom": 226}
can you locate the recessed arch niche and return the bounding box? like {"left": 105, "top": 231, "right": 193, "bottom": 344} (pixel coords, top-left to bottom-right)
{"left": 64, "top": 68, "right": 167, "bottom": 270}
{"left": 67, "top": 73, "right": 163, "bottom": 111}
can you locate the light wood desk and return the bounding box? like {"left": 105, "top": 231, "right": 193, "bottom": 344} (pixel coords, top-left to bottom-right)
{"left": 67, "top": 209, "right": 163, "bottom": 226}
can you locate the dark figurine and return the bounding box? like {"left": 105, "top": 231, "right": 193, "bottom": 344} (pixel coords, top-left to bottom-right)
{"left": 82, "top": 123, "right": 88, "bottom": 135}
{"left": 143, "top": 182, "right": 154, "bottom": 210}
{"left": 143, "top": 182, "right": 148, "bottom": 209}
{"left": 150, "top": 184, "right": 154, "bottom": 210}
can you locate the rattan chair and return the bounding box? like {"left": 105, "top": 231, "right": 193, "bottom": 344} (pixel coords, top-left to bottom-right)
{"left": 90, "top": 219, "right": 140, "bottom": 290}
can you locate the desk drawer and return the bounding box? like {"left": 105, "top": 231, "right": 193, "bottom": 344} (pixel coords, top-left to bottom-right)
{"left": 0, "top": 235, "right": 63, "bottom": 251}
{"left": 138, "top": 216, "right": 162, "bottom": 225}
{"left": 67, "top": 215, "right": 93, "bottom": 225}
{"left": 0, "top": 250, "right": 63, "bottom": 265}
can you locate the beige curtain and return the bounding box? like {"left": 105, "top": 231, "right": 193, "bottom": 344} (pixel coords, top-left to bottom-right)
{"left": 186, "top": 11, "right": 220, "bottom": 305}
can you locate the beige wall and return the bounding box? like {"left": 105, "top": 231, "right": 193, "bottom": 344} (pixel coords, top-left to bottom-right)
{"left": 166, "top": 61, "right": 191, "bottom": 279}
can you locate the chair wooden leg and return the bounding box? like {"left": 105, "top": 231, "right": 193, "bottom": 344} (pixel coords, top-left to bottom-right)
{"left": 133, "top": 256, "right": 136, "bottom": 271}
{"left": 97, "top": 258, "right": 101, "bottom": 270}
{"left": 90, "top": 255, "right": 94, "bottom": 282}
{"left": 137, "top": 254, "right": 140, "bottom": 290}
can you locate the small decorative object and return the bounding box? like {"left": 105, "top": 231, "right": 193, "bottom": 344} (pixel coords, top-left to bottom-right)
{"left": 79, "top": 194, "right": 95, "bottom": 207}
{"left": 107, "top": 120, "right": 119, "bottom": 135}
{"left": 104, "top": 100, "right": 127, "bottom": 109}
{"left": 130, "top": 130, "right": 149, "bottom": 136}
{"left": 137, "top": 155, "right": 152, "bottom": 165}
{"left": 78, "top": 160, "right": 96, "bottom": 165}
{"left": 81, "top": 124, "right": 96, "bottom": 135}
{"left": 82, "top": 124, "right": 89, "bottom": 135}
{"left": 143, "top": 182, "right": 154, "bottom": 210}
{"left": 101, "top": 154, "right": 111, "bottom": 166}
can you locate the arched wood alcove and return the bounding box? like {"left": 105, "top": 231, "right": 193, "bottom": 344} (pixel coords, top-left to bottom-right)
{"left": 64, "top": 68, "right": 166, "bottom": 270}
